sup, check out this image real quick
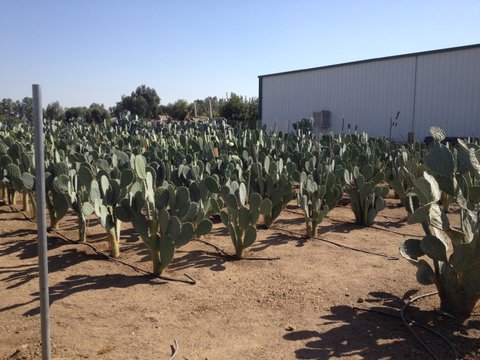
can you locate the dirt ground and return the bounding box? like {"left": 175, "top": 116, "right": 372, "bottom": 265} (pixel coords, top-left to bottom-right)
{"left": 1, "top": 197, "right": 479, "bottom": 360}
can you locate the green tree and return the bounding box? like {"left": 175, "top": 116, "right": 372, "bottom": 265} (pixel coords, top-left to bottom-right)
{"left": 45, "top": 101, "right": 65, "bottom": 121}
{"left": 114, "top": 85, "right": 160, "bottom": 119}
{"left": 16, "top": 97, "right": 33, "bottom": 120}
{"left": 219, "top": 93, "right": 244, "bottom": 121}
{"left": 86, "top": 103, "right": 110, "bottom": 123}
{"left": 163, "top": 99, "right": 190, "bottom": 120}
{"left": 191, "top": 96, "right": 222, "bottom": 118}
{"left": 0, "top": 98, "right": 17, "bottom": 117}
{"left": 219, "top": 93, "right": 258, "bottom": 128}
{"left": 65, "top": 107, "right": 88, "bottom": 122}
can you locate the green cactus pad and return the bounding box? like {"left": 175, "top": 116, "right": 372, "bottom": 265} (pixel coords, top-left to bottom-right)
{"left": 53, "top": 174, "right": 70, "bottom": 194}
{"left": 225, "top": 193, "right": 239, "bottom": 210}
{"left": 238, "top": 207, "right": 250, "bottom": 230}
{"left": 120, "top": 169, "right": 135, "bottom": 189}
{"left": 195, "top": 219, "right": 213, "bottom": 236}
{"left": 90, "top": 180, "right": 101, "bottom": 202}
{"left": 6, "top": 163, "right": 22, "bottom": 180}
{"left": 361, "top": 164, "right": 374, "bottom": 179}
{"left": 184, "top": 202, "right": 200, "bottom": 222}
{"left": 424, "top": 144, "right": 455, "bottom": 178}
{"left": 1, "top": 155, "right": 13, "bottom": 167}
{"left": 243, "top": 225, "right": 257, "bottom": 248}
{"left": 259, "top": 198, "right": 272, "bottom": 216}
{"left": 176, "top": 222, "right": 194, "bottom": 248}
{"left": 415, "top": 259, "right": 436, "bottom": 285}
{"left": 53, "top": 162, "right": 69, "bottom": 177}
{"left": 249, "top": 192, "right": 262, "bottom": 209}
{"left": 134, "top": 155, "right": 147, "bottom": 180}
{"left": 159, "top": 235, "right": 175, "bottom": 273}
{"left": 168, "top": 216, "right": 182, "bottom": 241}
{"left": 154, "top": 187, "right": 170, "bottom": 210}
{"left": 420, "top": 234, "right": 448, "bottom": 262}
{"left": 219, "top": 210, "right": 228, "bottom": 226}
{"left": 158, "top": 208, "right": 170, "bottom": 233}
{"left": 21, "top": 172, "right": 35, "bottom": 191}
{"left": 82, "top": 202, "right": 95, "bottom": 216}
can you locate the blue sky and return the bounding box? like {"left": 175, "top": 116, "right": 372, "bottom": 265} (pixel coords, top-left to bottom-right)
{"left": 1, "top": 0, "right": 479, "bottom": 108}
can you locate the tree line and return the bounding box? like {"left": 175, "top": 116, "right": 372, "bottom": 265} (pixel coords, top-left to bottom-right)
{"left": 0, "top": 85, "right": 259, "bottom": 127}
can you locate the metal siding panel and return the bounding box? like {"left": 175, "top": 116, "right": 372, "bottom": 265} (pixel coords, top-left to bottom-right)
{"left": 413, "top": 48, "right": 480, "bottom": 139}
{"left": 262, "top": 57, "right": 416, "bottom": 140}
{"left": 261, "top": 47, "right": 480, "bottom": 141}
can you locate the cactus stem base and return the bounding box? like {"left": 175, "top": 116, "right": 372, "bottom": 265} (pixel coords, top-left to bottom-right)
{"left": 107, "top": 228, "right": 120, "bottom": 258}
{"left": 79, "top": 220, "right": 87, "bottom": 243}
{"left": 151, "top": 249, "right": 161, "bottom": 275}
{"left": 235, "top": 247, "right": 244, "bottom": 259}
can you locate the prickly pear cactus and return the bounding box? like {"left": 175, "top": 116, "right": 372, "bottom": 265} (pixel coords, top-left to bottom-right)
{"left": 45, "top": 161, "right": 70, "bottom": 229}
{"left": 401, "top": 129, "right": 480, "bottom": 315}
{"left": 249, "top": 157, "right": 295, "bottom": 228}
{"left": 297, "top": 168, "right": 343, "bottom": 238}
{"left": 219, "top": 180, "right": 271, "bottom": 258}
{"left": 115, "top": 155, "right": 210, "bottom": 274}
{"left": 348, "top": 164, "right": 388, "bottom": 226}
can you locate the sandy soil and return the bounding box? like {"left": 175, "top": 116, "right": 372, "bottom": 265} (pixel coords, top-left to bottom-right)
{"left": 0, "top": 197, "right": 479, "bottom": 360}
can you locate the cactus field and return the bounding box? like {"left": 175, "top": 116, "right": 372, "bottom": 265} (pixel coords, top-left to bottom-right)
{"left": 1, "top": 118, "right": 479, "bottom": 359}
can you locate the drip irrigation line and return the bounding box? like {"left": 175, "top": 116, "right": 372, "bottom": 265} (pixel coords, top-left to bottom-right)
{"left": 284, "top": 207, "right": 421, "bottom": 238}
{"left": 354, "top": 304, "right": 458, "bottom": 360}
{"left": 270, "top": 225, "right": 399, "bottom": 260}
{"left": 48, "top": 227, "right": 196, "bottom": 285}
{"left": 367, "top": 224, "right": 422, "bottom": 238}
{"left": 328, "top": 217, "right": 422, "bottom": 238}
{"left": 2, "top": 202, "right": 36, "bottom": 223}
{"left": 284, "top": 208, "right": 303, "bottom": 216}
{"left": 401, "top": 291, "right": 459, "bottom": 360}
{"left": 169, "top": 339, "right": 179, "bottom": 360}
{"left": 1, "top": 203, "right": 196, "bottom": 285}
{"left": 379, "top": 213, "right": 408, "bottom": 221}
{"left": 194, "top": 238, "right": 280, "bottom": 261}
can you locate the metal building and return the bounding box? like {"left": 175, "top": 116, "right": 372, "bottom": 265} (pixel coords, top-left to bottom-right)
{"left": 258, "top": 44, "right": 480, "bottom": 141}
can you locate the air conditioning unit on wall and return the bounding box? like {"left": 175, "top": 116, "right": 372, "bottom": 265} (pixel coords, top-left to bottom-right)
{"left": 313, "top": 111, "right": 331, "bottom": 134}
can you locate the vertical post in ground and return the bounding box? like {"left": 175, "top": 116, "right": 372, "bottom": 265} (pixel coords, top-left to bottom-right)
{"left": 32, "top": 84, "right": 51, "bottom": 360}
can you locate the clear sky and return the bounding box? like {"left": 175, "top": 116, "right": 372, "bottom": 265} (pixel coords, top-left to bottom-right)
{"left": 1, "top": 0, "right": 479, "bottom": 108}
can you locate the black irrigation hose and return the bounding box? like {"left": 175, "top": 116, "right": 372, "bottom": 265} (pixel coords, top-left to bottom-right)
{"left": 379, "top": 213, "right": 408, "bottom": 221}
{"left": 327, "top": 217, "right": 423, "bottom": 238}
{"left": 1, "top": 203, "right": 196, "bottom": 285}
{"left": 194, "top": 238, "right": 280, "bottom": 261}
{"left": 284, "top": 208, "right": 421, "bottom": 238}
{"left": 354, "top": 302, "right": 459, "bottom": 360}
{"left": 1, "top": 202, "right": 36, "bottom": 223}
{"left": 401, "top": 291, "right": 459, "bottom": 360}
{"left": 169, "top": 339, "right": 179, "bottom": 360}
{"left": 367, "top": 224, "right": 423, "bottom": 238}
{"left": 49, "top": 227, "right": 196, "bottom": 285}
{"left": 270, "top": 225, "right": 399, "bottom": 260}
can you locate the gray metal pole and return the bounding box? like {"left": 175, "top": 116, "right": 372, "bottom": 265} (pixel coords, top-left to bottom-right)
{"left": 32, "top": 84, "right": 51, "bottom": 360}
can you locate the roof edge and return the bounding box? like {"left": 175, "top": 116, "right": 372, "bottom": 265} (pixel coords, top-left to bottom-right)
{"left": 258, "top": 43, "right": 480, "bottom": 79}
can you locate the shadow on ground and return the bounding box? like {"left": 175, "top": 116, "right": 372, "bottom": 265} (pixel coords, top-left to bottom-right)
{"left": 169, "top": 249, "right": 227, "bottom": 272}
{"left": 250, "top": 231, "right": 307, "bottom": 252}
{"left": 0, "top": 235, "right": 67, "bottom": 260}
{"left": 283, "top": 291, "right": 480, "bottom": 360}
{"left": 20, "top": 273, "right": 167, "bottom": 317}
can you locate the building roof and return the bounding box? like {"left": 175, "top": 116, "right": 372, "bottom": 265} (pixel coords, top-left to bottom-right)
{"left": 258, "top": 43, "right": 480, "bottom": 79}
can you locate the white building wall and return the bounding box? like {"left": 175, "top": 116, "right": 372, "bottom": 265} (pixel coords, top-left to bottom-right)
{"left": 413, "top": 47, "right": 480, "bottom": 138}
{"left": 260, "top": 46, "right": 480, "bottom": 141}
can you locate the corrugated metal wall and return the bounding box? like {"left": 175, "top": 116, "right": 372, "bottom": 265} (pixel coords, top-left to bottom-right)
{"left": 414, "top": 48, "right": 480, "bottom": 138}
{"left": 260, "top": 46, "right": 480, "bottom": 141}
